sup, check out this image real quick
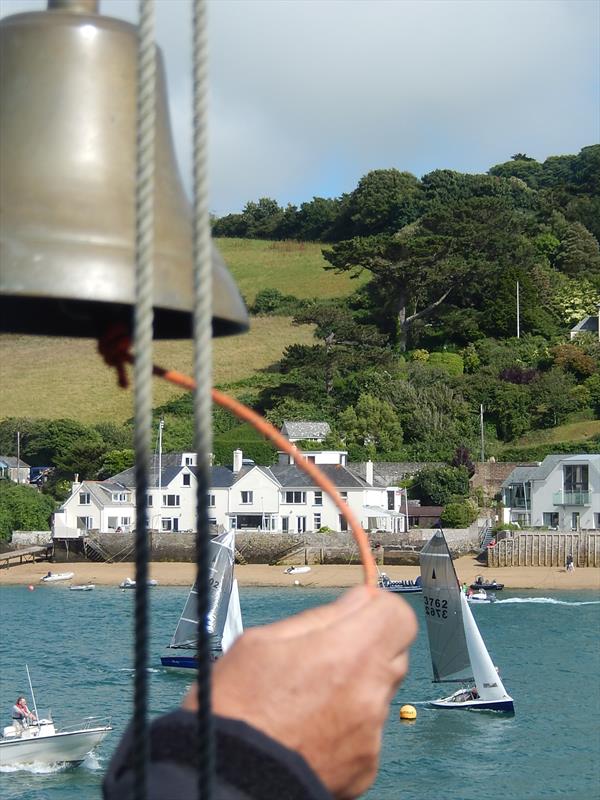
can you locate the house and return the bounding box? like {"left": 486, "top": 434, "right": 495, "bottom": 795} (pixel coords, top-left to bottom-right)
{"left": 53, "top": 449, "right": 408, "bottom": 536}
{"left": 280, "top": 421, "right": 331, "bottom": 444}
{"left": 0, "top": 455, "right": 31, "bottom": 484}
{"left": 406, "top": 503, "right": 443, "bottom": 529}
{"left": 570, "top": 307, "right": 599, "bottom": 341}
{"left": 501, "top": 454, "right": 600, "bottom": 530}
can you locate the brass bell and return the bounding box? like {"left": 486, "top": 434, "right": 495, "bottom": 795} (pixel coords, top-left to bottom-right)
{"left": 0, "top": 0, "right": 249, "bottom": 339}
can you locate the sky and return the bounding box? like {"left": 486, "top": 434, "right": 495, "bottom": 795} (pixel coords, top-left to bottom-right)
{"left": 1, "top": 0, "right": 599, "bottom": 216}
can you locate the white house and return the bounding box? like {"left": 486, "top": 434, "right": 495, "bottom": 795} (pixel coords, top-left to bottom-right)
{"left": 53, "top": 449, "right": 408, "bottom": 537}
{"left": 0, "top": 455, "right": 30, "bottom": 484}
{"left": 280, "top": 421, "right": 331, "bottom": 443}
{"left": 502, "top": 454, "right": 600, "bottom": 530}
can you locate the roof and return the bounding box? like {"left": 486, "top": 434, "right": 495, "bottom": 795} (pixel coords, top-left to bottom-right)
{"left": 0, "top": 455, "right": 30, "bottom": 468}
{"left": 570, "top": 315, "right": 599, "bottom": 334}
{"left": 265, "top": 463, "right": 368, "bottom": 489}
{"left": 406, "top": 504, "right": 443, "bottom": 517}
{"left": 280, "top": 421, "right": 331, "bottom": 441}
{"left": 502, "top": 454, "right": 600, "bottom": 487}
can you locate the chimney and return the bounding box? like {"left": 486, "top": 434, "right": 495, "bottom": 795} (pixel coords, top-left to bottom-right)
{"left": 233, "top": 449, "right": 243, "bottom": 474}
{"left": 365, "top": 460, "right": 373, "bottom": 486}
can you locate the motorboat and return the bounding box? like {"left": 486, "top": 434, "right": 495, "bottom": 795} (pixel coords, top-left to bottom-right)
{"left": 471, "top": 576, "right": 504, "bottom": 591}
{"left": 419, "top": 531, "right": 514, "bottom": 713}
{"left": 284, "top": 566, "right": 311, "bottom": 574}
{"left": 40, "top": 571, "right": 74, "bottom": 583}
{"left": 378, "top": 573, "right": 422, "bottom": 593}
{"left": 467, "top": 589, "right": 496, "bottom": 603}
{"left": 161, "top": 531, "right": 243, "bottom": 672}
{"left": 0, "top": 716, "right": 112, "bottom": 768}
{"left": 69, "top": 584, "right": 95, "bottom": 592}
{"left": 119, "top": 577, "right": 158, "bottom": 589}
{"left": 0, "top": 666, "right": 112, "bottom": 768}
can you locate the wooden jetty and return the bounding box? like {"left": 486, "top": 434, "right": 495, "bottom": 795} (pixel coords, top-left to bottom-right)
{"left": 0, "top": 544, "right": 52, "bottom": 569}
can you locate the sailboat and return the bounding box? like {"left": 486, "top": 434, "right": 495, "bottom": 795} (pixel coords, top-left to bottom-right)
{"left": 160, "top": 530, "right": 243, "bottom": 672}
{"left": 419, "top": 530, "right": 514, "bottom": 713}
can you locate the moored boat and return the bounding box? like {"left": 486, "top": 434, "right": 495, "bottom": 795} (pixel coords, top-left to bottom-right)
{"left": 40, "top": 571, "right": 74, "bottom": 583}
{"left": 119, "top": 577, "right": 158, "bottom": 589}
{"left": 69, "top": 583, "right": 95, "bottom": 592}
{"left": 471, "top": 576, "right": 504, "bottom": 591}
{"left": 378, "top": 573, "right": 422, "bottom": 593}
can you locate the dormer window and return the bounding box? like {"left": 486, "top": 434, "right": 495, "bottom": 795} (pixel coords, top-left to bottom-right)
{"left": 112, "top": 492, "right": 129, "bottom": 503}
{"left": 184, "top": 455, "right": 195, "bottom": 466}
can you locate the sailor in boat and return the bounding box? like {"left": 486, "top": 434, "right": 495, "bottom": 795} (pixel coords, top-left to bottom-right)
{"left": 11, "top": 695, "right": 36, "bottom": 732}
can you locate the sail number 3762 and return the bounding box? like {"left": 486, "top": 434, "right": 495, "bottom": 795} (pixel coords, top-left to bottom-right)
{"left": 424, "top": 595, "right": 448, "bottom": 618}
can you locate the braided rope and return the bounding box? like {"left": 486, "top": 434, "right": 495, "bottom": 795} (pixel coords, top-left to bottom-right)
{"left": 133, "top": 1, "right": 155, "bottom": 797}
{"left": 192, "top": 1, "right": 214, "bottom": 797}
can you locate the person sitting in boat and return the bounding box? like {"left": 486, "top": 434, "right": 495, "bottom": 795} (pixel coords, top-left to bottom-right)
{"left": 461, "top": 582, "right": 468, "bottom": 594}
{"left": 12, "top": 696, "right": 36, "bottom": 731}
{"left": 470, "top": 688, "right": 479, "bottom": 700}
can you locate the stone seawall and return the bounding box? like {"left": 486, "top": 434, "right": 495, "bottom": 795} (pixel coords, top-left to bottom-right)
{"left": 51, "top": 527, "right": 480, "bottom": 564}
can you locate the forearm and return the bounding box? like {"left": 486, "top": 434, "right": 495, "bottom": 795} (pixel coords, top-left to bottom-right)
{"left": 103, "top": 710, "right": 333, "bottom": 800}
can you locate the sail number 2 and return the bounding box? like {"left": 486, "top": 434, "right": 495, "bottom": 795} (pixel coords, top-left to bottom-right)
{"left": 424, "top": 595, "right": 448, "bottom": 618}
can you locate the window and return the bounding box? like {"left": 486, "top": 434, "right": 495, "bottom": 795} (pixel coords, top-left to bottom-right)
{"left": 296, "top": 516, "right": 307, "bottom": 533}
{"left": 596, "top": 514, "right": 600, "bottom": 529}
{"left": 77, "top": 516, "right": 93, "bottom": 530}
{"left": 313, "top": 491, "right": 323, "bottom": 506}
{"left": 108, "top": 516, "right": 118, "bottom": 530}
{"left": 285, "top": 491, "right": 306, "bottom": 504}
{"left": 241, "top": 491, "right": 253, "bottom": 504}
{"left": 564, "top": 465, "right": 589, "bottom": 492}
{"left": 307, "top": 455, "right": 316, "bottom": 463}
{"left": 79, "top": 492, "right": 91, "bottom": 505}
{"left": 182, "top": 473, "right": 191, "bottom": 487}
{"left": 340, "top": 491, "right": 348, "bottom": 500}
{"left": 121, "top": 517, "right": 131, "bottom": 527}
{"left": 184, "top": 456, "right": 194, "bottom": 466}
{"left": 282, "top": 517, "right": 289, "bottom": 533}
{"left": 161, "top": 518, "right": 179, "bottom": 532}
{"left": 339, "top": 514, "right": 348, "bottom": 532}
{"left": 112, "top": 492, "right": 129, "bottom": 502}
{"left": 162, "top": 494, "right": 180, "bottom": 507}
{"left": 208, "top": 493, "right": 216, "bottom": 507}
{"left": 147, "top": 495, "right": 153, "bottom": 507}
{"left": 387, "top": 491, "right": 395, "bottom": 511}
{"left": 313, "top": 513, "right": 322, "bottom": 531}
{"left": 543, "top": 512, "right": 559, "bottom": 528}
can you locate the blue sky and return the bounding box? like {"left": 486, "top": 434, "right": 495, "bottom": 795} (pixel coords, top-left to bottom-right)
{"left": 2, "top": 0, "right": 599, "bottom": 215}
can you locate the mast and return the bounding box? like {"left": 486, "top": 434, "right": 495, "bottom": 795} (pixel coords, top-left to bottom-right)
{"left": 16, "top": 430, "right": 20, "bottom": 484}
{"left": 158, "top": 417, "right": 164, "bottom": 494}
{"left": 25, "top": 664, "right": 40, "bottom": 727}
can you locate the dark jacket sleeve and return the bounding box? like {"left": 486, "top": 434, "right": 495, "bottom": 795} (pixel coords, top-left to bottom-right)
{"left": 103, "top": 710, "right": 333, "bottom": 800}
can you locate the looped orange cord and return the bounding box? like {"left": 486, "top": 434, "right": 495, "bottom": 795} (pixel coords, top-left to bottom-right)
{"left": 98, "top": 336, "right": 379, "bottom": 588}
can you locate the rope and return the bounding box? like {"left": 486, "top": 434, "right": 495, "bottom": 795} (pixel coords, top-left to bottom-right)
{"left": 132, "top": 1, "right": 156, "bottom": 797}
{"left": 96, "top": 335, "right": 378, "bottom": 588}
{"left": 192, "top": 1, "right": 214, "bottom": 797}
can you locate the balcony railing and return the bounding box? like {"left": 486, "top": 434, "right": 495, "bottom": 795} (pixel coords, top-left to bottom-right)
{"left": 552, "top": 490, "right": 591, "bottom": 506}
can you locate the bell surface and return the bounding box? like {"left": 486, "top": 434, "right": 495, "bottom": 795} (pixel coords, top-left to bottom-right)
{"left": 0, "top": 3, "right": 249, "bottom": 339}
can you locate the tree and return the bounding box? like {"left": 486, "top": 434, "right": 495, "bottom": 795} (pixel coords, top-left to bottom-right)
{"left": 441, "top": 500, "right": 478, "bottom": 528}
{"left": 53, "top": 433, "right": 107, "bottom": 480}
{"left": 98, "top": 449, "right": 135, "bottom": 480}
{"left": 410, "top": 466, "right": 470, "bottom": 506}
{"left": 0, "top": 480, "right": 57, "bottom": 540}
{"left": 24, "top": 419, "right": 91, "bottom": 466}
{"left": 345, "top": 169, "right": 422, "bottom": 236}
{"left": 338, "top": 394, "right": 403, "bottom": 458}
{"left": 555, "top": 222, "right": 600, "bottom": 278}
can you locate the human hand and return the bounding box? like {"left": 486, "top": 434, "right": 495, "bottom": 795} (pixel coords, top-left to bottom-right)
{"left": 184, "top": 586, "right": 417, "bottom": 799}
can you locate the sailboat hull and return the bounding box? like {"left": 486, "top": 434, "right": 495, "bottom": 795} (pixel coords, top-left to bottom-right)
{"left": 430, "top": 697, "right": 515, "bottom": 714}
{"left": 160, "top": 654, "right": 199, "bottom": 672}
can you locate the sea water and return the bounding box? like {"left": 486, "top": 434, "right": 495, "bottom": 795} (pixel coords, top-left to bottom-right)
{"left": 0, "top": 585, "right": 598, "bottom": 800}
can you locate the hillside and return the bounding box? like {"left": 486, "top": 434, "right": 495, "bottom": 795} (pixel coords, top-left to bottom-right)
{"left": 0, "top": 317, "right": 315, "bottom": 424}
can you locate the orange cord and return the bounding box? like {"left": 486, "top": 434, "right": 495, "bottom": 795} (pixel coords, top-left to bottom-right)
{"left": 98, "top": 330, "right": 378, "bottom": 588}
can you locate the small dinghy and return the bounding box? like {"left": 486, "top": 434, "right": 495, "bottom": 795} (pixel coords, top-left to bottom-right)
{"left": 419, "top": 531, "right": 514, "bottom": 713}
{"left": 69, "top": 584, "right": 95, "bottom": 592}
{"left": 40, "top": 571, "right": 74, "bottom": 583}
{"left": 378, "top": 573, "right": 422, "bottom": 593}
{"left": 0, "top": 666, "right": 111, "bottom": 768}
{"left": 119, "top": 577, "right": 158, "bottom": 589}
{"left": 471, "top": 576, "right": 504, "bottom": 591}
{"left": 284, "top": 566, "right": 311, "bottom": 575}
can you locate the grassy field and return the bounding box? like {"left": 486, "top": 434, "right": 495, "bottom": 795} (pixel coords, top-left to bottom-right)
{"left": 216, "top": 238, "right": 367, "bottom": 303}
{"left": 0, "top": 317, "right": 315, "bottom": 424}
{"left": 506, "top": 419, "right": 600, "bottom": 447}
{"left": 1, "top": 238, "right": 366, "bottom": 424}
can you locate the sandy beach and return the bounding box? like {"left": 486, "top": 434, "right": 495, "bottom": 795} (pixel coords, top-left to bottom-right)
{"left": 0, "top": 558, "right": 598, "bottom": 590}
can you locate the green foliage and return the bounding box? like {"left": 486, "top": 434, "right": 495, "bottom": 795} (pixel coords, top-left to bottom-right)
{"left": 250, "top": 288, "right": 309, "bottom": 316}
{"left": 551, "top": 343, "right": 597, "bottom": 378}
{"left": 411, "top": 465, "right": 470, "bottom": 506}
{"left": 338, "top": 394, "right": 403, "bottom": 458}
{"left": 427, "top": 352, "right": 464, "bottom": 376}
{"left": 584, "top": 374, "right": 600, "bottom": 416}
{"left": 441, "top": 500, "right": 478, "bottom": 528}
{"left": 500, "top": 437, "right": 600, "bottom": 462}
{"left": 0, "top": 481, "right": 57, "bottom": 540}
{"left": 212, "top": 424, "right": 277, "bottom": 466}
{"left": 98, "top": 449, "right": 135, "bottom": 480}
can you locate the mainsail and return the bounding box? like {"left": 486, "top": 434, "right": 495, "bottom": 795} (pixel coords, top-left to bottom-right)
{"left": 168, "top": 530, "right": 242, "bottom": 657}
{"left": 419, "top": 530, "right": 472, "bottom": 682}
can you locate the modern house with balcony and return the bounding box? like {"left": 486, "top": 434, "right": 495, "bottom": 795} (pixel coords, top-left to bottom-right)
{"left": 502, "top": 454, "right": 600, "bottom": 530}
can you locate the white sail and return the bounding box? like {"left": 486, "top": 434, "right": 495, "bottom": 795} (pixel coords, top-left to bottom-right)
{"left": 165, "top": 530, "right": 242, "bottom": 662}
{"left": 460, "top": 592, "right": 511, "bottom": 703}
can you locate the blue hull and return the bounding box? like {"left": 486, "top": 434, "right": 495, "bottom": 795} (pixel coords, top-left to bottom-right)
{"left": 430, "top": 699, "right": 515, "bottom": 714}
{"left": 161, "top": 655, "right": 197, "bottom": 671}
